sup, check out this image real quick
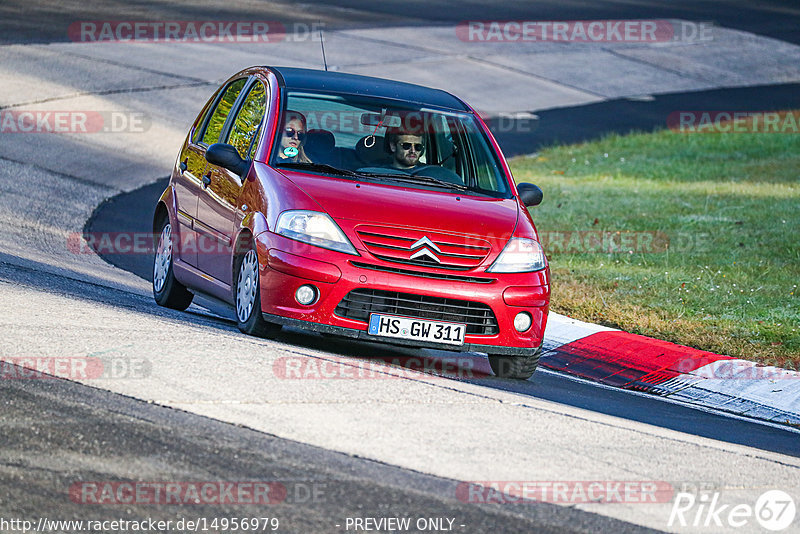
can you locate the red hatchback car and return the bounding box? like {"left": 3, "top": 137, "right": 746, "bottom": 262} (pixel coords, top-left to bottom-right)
{"left": 152, "top": 66, "right": 550, "bottom": 379}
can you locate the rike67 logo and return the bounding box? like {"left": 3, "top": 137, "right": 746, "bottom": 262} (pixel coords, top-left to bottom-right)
{"left": 669, "top": 489, "right": 796, "bottom": 531}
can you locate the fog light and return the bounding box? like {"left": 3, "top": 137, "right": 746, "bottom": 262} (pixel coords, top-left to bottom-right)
{"left": 514, "top": 312, "right": 532, "bottom": 332}
{"left": 295, "top": 284, "right": 318, "bottom": 305}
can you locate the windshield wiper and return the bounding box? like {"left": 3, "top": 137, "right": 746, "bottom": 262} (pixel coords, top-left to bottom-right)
{"left": 358, "top": 171, "right": 470, "bottom": 191}
{"left": 275, "top": 162, "right": 364, "bottom": 178}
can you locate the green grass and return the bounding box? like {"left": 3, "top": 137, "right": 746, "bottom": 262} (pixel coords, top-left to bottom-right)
{"left": 510, "top": 122, "right": 800, "bottom": 368}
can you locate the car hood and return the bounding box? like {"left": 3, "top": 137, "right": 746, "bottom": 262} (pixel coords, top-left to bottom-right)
{"left": 281, "top": 171, "right": 519, "bottom": 243}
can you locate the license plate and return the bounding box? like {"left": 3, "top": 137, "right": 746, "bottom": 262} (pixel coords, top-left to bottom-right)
{"left": 367, "top": 314, "right": 466, "bottom": 345}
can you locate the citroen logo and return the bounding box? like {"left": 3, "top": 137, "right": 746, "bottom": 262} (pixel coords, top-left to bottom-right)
{"left": 409, "top": 236, "right": 442, "bottom": 263}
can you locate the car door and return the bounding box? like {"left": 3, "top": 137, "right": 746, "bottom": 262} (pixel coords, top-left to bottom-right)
{"left": 180, "top": 77, "right": 246, "bottom": 278}
{"left": 196, "top": 78, "right": 268, "bottom": 285}
{"left": 173, "top": 111, "right": 211, "bottom": 268}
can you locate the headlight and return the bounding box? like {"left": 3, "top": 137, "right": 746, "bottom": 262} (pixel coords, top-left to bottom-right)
{"left": 275, "top": 210, "right": 358, "bottom": 255}
{"left": 487, "top": 238, "right": 546, "bottom": 273}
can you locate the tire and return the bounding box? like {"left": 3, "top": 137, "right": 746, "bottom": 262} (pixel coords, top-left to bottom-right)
{"left": 152, "top": 218, "right": 194, "bottom": 311}
{"left": 234, "top": 244, "right": 280, "bottom": 338}
{"left": 488, "top": 346, "right": 542, "bottom": 380}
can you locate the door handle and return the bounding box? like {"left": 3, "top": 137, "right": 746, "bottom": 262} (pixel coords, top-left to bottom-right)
{"left": 179, "top": 159, "right": 188, "bottom": 173}
{"left": 202, "top": 172, "right": 211, "bottom": 189}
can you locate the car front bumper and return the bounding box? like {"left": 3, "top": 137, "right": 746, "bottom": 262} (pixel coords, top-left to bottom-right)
{"left": 257, "top": 232, "right": 550, "bottom": 355}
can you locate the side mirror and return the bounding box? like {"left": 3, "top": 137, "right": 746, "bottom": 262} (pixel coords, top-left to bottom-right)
{"left": 517, "top": 182, "right": 543, "bottom": 207}
{"left": 206, "top": 143, "right": 250, "bottom": 176}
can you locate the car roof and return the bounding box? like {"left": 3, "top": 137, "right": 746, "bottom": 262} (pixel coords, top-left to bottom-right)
{"left": 267, "top": 66, "right": 470, "bottom": 112}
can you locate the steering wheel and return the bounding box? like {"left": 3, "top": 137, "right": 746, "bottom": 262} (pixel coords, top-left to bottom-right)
{"left": 409, "top": 165, "right": 464, "bottom": 185}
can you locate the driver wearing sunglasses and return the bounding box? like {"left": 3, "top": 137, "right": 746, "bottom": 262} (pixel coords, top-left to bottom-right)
{"left": 388, "top": 132, "right": 426, "bottom": 171}
{"left": 278, "top": 110, "right": 312, "bottom": 163}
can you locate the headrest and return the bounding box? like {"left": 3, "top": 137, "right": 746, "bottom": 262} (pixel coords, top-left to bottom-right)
{"left": 304, "top": 129, "right": 335, "bottom": 155}
{"left": 356, "top": 135, "right": 389, "bottom": 164}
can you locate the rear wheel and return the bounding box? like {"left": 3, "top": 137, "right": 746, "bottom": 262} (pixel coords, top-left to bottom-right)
{"left": 235, "top": 245, "right": 280, "bottom": 338}
{"left": 488, "top": 346, "right": 541, "bottom": 380}
{"left": 153, "top": 219, "right": 193, "bottom": 310}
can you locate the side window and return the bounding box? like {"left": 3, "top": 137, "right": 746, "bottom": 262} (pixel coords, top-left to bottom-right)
{"left": 201, "top": 78, "right": 247, "bottom": 146}
{"left": 226, "top": 82, "right": 267, "bottom": 159}
{"left": 191, "top": 103, "right": 212, "bottom": 144}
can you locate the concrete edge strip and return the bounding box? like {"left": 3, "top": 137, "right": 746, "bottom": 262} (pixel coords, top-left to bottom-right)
{"left": 541, "top": 313, "right": 800, "bottom": 426}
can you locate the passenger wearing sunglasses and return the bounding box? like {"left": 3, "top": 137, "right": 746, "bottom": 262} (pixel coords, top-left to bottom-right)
{"left": 387, "top": 132, "right": 425, "bottom": 171}
{"left": 278, "top": 110, "right": 312, "bottom": 163}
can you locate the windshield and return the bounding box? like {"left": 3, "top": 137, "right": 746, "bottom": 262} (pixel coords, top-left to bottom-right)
{"left": 270, "top": 91, "right": 511, "bottom": 197}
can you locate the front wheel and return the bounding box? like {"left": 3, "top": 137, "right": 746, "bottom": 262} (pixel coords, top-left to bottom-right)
{"left": 153, "top": 219, "right": 193, "bottom": 310}
{"left": 235, "top": 246, "right": 280, "bottom": 338}
{"left": 488, "top": 346, "right": 541, "bottom": 380}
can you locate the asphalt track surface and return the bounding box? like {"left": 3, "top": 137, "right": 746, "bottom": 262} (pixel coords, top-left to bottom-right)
{"left": 3, "top": 0, "right": 799, "bottom": 45}
{"left": 3, "top": 1, "right": 800, "bottom": 533}
{"left": 488, "top": 82, "right": 800, "bottom": 156}
{"left": 86, "top": 178, "right": 800, "bottom": 459}
{"left": 1, "top": 259, "right": 798, "bottom": 532}
{"left": 0, "top": 354, "right": 648, "bottom": 534}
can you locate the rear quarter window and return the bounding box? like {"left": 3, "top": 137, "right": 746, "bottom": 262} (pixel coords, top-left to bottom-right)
{"left": 199, "top": 78, "right": 247, "bottom": 146}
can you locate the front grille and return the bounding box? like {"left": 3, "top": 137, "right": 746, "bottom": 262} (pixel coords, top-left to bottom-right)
{"left": 355, "top": 225, "right": 491, "bottom": 271}
{"left": 335, "top": 289, "right": 499, "bottom": 335}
